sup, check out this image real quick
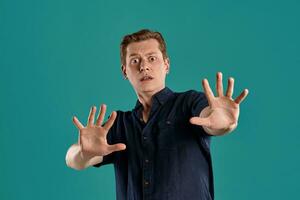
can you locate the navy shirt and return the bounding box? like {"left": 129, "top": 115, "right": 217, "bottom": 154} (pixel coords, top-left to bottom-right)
{"left": 94, "top": 87, "right": 214, "bottom": 200}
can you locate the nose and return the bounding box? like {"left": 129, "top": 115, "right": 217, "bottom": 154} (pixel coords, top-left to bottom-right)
{"left": 139, "top": 59, "right": 150, "bottom": 72}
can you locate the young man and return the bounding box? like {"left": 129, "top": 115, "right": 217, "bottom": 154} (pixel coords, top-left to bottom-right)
{"left": 65, "top": 29, "right": 249, "bottom": 200}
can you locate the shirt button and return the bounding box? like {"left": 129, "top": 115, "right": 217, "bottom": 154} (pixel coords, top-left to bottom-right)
{"left": 144, "top": 180, "right": 149, "bottom": 186}
{"left": 143, "top": 136, "right": 147, "bottom": 140}
{"left": 145, "top": 159, "right": 149, "bottom": 163}
{"left": 166, "top": 120, "right": 171, "bottom": 125}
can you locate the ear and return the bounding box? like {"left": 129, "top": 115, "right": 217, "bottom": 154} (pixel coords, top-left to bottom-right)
{"left": 121, "top": 65, "right": 127, "bottom": 77}
{"left": 164, "top": 57, "right": 170, "bottom": 74}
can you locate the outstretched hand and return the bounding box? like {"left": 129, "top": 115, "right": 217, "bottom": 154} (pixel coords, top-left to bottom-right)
{"left": 190, "top": 72, "right": 249, "bottom": 134}
{"left": 73, "top": 105, "right": 126, "bottom": 157}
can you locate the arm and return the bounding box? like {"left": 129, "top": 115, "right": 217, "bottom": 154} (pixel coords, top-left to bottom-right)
{"left": 65, "top": 143, "right": 103, "bottom": 170}
{"left": 190, "top": 72, "right": 249, "bottom": 136}
{"left": 65, "top": 104, "right": 126, "bottom": 170}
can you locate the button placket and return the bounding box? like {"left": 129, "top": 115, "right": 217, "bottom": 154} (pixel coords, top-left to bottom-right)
{"left": 142, "top": 132, "right": 152, "bottom": 197}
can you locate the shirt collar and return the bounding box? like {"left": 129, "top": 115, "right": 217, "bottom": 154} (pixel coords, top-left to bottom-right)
{"left": 134, "top": 87, "right": 174, "bottom": 110}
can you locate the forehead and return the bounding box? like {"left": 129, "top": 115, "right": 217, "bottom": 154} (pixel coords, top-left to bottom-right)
{"left": 126, "top": 39, "right": 161, "bottom": 57}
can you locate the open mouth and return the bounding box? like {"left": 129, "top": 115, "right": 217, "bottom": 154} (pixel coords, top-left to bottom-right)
{"left": 140, "top": 75, "right": 154, "bottom": 82}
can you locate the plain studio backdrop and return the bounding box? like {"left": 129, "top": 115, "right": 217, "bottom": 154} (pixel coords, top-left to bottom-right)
{"left": 1, "top": 0, "right": 299, "bottom": 199}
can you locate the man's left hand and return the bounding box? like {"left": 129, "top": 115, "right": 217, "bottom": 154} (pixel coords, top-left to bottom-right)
{"left": 190, "top": 72, "right": 249, "bottom": 136}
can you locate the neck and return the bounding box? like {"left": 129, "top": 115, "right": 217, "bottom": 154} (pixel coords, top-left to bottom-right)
{"left": 136, "top": 91, "right": 155, "bottom": 114}
{"left": 136, "top": 86, "right": 165, "bottom": 122}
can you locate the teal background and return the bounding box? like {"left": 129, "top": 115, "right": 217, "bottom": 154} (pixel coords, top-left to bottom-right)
{"left": 1, "top": 0, "right": 299, "bottom": 199}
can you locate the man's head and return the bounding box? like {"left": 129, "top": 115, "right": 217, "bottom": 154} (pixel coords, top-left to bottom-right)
{"left": 120, "top": 29, "right": 170, "bottom": 95}
{"left": 120, "top": 29, "right": 169, "bottom": 66}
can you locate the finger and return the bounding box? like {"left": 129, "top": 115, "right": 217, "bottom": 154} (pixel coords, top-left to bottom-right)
{"left": 78, "top": 132, "right": 82, "bottom": 146}
{"left": 225, "top": 77, "right": 234, "bottom": 98}
{"left": 72, "top": 116, "right": 84, "bottom": 130}
{"left": 87, "top": 106, "right": 96, "bottom": 126}
{"left": 216, "top": 72, "right": 224, "bottom": 97}
{"left": 107, "top": 143, "right": 126, "bottom": 154}
{"left": 103, "top": 111, "right": 117, "bottom": 131}
{"left": 96, "top": 104, "right": 107, "bottom": 126}
{"left": 234, "top": 89, "right": 249, "bottom": 104}
{"left": 202, "top": 79, "right": 215, "bottom": 104}
{"left": 189, "top": 117, "right": 211, "bottom": 127}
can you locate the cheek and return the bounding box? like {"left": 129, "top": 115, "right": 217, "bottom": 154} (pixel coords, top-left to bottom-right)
{"left": 126, "top": 66, "right": 138, "bottom": 75}
{"left": 157, "top": 64, "right": 168, "bottom": 75}
{"left": 129, "top": 65, "right": 141, "bottom": 73}
{"left": 155, "top": 70, "right": 167, "bottom": 81}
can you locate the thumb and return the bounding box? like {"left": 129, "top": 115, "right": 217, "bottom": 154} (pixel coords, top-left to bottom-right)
{"left": 189, "top": 117, "right": 211, "bottom": 127}
{"left": 107, "top": 143, "right": 126, "bottom": 153}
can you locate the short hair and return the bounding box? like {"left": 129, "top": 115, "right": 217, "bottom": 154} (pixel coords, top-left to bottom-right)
{"left": 120, "top": 29, "right": 168, "bottom": 66}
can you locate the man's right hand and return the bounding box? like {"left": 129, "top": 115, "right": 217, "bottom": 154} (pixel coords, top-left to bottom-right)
{"left": 72, "top": 104, "right": 126, "bottom": 157}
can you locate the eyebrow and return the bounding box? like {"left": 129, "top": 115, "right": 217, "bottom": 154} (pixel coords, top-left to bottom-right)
{"left": 145, "top": 52, "right": 158, "bottom": 56}
{"left": 128, "top": 53, "right": 139, "bottom": 58}
{"left": 128, "top": 52, "right": 158, "bottom": 58}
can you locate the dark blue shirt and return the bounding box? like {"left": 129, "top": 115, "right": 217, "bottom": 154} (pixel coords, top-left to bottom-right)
{"left": 94, "top": 87, "right": 214, "bottom": 200}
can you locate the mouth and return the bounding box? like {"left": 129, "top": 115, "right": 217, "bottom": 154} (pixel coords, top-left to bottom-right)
{"left": 140, "top": 75, "right": 154, "bottom": 82}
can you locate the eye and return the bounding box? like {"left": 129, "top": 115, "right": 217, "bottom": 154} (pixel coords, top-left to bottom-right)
{"left": 149, "top": 56, "right": 157, "bottom": 62}
{"left": 130, "top": 58, "right": 140, "bottom": 65}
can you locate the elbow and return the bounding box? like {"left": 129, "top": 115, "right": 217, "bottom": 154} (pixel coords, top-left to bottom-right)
{"left": 65, "top": 150, "right": 86, "bottom": 171}
{"left": 65, "top": 156, "right": 85, "bottom": 170}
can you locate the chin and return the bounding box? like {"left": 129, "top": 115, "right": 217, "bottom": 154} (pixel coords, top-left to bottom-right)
{"left": 139, "top": 84, "right": 164, "bottom": 93}
{"left": 140, "top": 86, "right": 155, "bottom": 92}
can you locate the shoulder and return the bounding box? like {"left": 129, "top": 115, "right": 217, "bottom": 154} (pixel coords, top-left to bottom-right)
{"left": 106, "top": 110, "right": 132, "bottom": 141}
{"left": 174, "top": 89, "right": 206, "bottom": 103}
{"left": 115, "top": 110, "right": 132, "bottom": 117}
{"left": 184, "top": 89, "right": 206, "bottom": 97}
{"left": 115, "top": 110, "right": 134, "bottom": 123}
{"left": 176, "top": 90, "right": 208, "bottom": 117}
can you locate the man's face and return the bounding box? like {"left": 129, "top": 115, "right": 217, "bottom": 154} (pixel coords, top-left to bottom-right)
{"left": 122, "top": 39, "right": 170, "bottom": 95}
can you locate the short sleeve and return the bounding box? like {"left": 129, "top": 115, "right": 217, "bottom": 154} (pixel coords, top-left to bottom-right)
{"left": 189, "top": 90, "right": 209, "bottom": 117}
{"left": 187, "top": 90, "right": 214, "bottom": 139}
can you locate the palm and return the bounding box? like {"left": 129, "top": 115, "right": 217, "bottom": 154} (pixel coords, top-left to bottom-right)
{"left": 205, "top": 97, "right": 239, "bottom": 130}
{"left": 190, "top": 72, "right": 248, "bottom": 131}
{"left": 80, "top": 126, "right": 111, "bottom": 156}
{"left": 73, "top": 105, "right": 126, "bottom": 157}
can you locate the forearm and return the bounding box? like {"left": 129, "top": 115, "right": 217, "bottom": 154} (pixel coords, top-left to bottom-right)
{"left": 65, "top": 144, "right": 103, "bottom": 170}
{"left": 200, "top": 106, "right": 237, "bottom": 136}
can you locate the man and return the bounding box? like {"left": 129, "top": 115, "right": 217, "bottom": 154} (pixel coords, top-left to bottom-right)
{"left": 65, "top": 29, "right": 248, "bottom": 200}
